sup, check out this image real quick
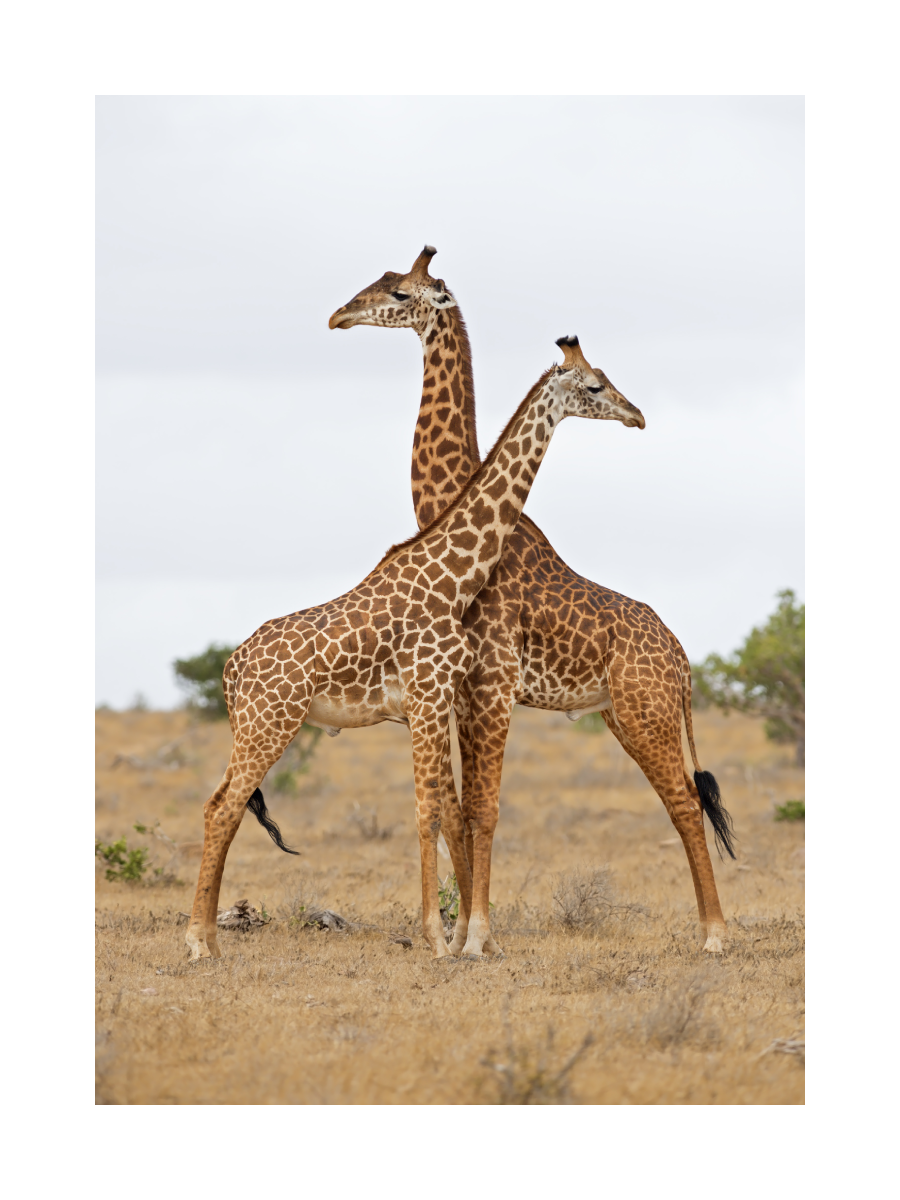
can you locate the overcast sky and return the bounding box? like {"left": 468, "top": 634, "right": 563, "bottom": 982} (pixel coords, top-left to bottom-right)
{"left": 96, "top": 96, "right": 803, "bottom": 709}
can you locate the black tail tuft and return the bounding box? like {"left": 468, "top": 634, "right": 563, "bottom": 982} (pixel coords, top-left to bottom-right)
{"left": 694, "top": 770, "right": 737, "bottom": 860}
{"left": 247, "top": 788, "right": 299, "bottom": 856}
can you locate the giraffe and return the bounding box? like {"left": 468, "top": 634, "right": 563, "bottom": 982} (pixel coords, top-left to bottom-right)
{"left": 185, "top": 335, "right": 645, "bottom": 962}
{"left": 329, "top": 247, "right": 736, "bottom": 957}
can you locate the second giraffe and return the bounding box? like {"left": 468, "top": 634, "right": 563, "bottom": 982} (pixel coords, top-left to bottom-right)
{"left": 329, "top": 247, "right": 736, "bottom": 956}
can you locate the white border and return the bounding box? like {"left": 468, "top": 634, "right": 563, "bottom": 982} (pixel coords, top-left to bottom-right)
{"left": 5, "top": 0, "right": 896, "bottom": 1188}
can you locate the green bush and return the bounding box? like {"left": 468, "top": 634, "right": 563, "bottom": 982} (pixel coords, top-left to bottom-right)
{"left": 693, "top": 589, "right": 805, "bottom": 766}
{"left": 173, "top": 642, "right": 236, "bottom": 719}
{"left": 774, "top": 799, "right": 805, "bottom": 822}
{"left": 95, "top": 834, "right": 150, "bottom": 882}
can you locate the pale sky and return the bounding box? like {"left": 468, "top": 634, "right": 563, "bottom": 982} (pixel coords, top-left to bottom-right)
{"left": 96, "top": 96, "right": 803, "bottom": 708}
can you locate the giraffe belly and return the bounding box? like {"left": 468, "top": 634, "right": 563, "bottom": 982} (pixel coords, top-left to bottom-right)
{"left": 306, "top": 679, "right": 408, "bottom": 732}
{"left": 519, "top": 670, "right": 611, "bottom": 720}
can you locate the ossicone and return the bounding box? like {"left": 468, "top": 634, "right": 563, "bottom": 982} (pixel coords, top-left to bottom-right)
{"left": 409, "top": 245, "right": 438, "bottom": 279}
{"left": 555, "top": 335, "right": 590, "bottom": 369}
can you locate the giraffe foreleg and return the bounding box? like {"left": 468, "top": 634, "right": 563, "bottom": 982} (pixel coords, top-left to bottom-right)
{"left": 443, "top": 685, "right": 476, "bottom": 954}
{"left": 458, "top": 681, "right": 516, "bottom": 958}
{"left": 438, "top": 740, "right": 474, "bottom": 948}
{"left": 408, "top": 709, "right": 456, "bottom": 959}
{"left": 454, "top": 684, "right": 477, "bottom": 931}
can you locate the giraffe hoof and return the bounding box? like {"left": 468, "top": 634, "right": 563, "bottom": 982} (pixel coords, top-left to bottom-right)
{"left": 185, "top": 931, "right": 211, "bottom": 962}
{"left": 702, "top": 933, "right": 725, "bottom": 954}
{"left": 460, "top": 945, "right": 485, "bottom": 960}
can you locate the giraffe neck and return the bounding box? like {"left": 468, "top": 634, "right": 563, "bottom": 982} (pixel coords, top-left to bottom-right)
{"left": 384, "top": 370, "right": 561, "bottom": 617}
{"left": 412, "top": 305, "right": 480, "bottom": 529}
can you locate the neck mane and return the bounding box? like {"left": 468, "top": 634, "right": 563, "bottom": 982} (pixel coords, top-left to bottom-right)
{"left": 412, "top": 303, "right": 480, "bottom": 529}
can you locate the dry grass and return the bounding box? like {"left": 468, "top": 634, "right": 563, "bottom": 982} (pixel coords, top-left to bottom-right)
{"left": 95, "top": 705, "right": 804, "bottom": 1104}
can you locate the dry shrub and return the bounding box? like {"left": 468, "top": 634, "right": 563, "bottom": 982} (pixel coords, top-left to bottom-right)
{"left": 348, "top": 803, "right": 394, "bottom": 840}
{"left": 551, "top": 865, "right": 615, "bottom": 931}
{"left": 640, "top": 969, "right": 720, "bottom": 1049}
{"left": 480, "top": 1000, "right": 594, "bottom": 1104}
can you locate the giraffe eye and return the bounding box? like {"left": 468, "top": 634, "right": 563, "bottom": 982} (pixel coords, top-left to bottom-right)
{"left": 391, "top": 292, "right": 411, "bottom": 302}
{"left": 588, "top": 385, "right": 603, "bottom": 394}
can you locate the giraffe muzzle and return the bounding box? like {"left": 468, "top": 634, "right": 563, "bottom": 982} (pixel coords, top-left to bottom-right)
{"left": 328, "top": 307, "right": 355, "bottom": 330}
{"left": 617, "top": 397, "right": 645, "bottom": 429}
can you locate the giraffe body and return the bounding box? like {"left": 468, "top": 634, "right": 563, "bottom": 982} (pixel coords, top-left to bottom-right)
{"left": 330, "top": 248, "right": 735, "bottom": 957}
{"left": 185, "top": 339, "right": 644, "bottom": 961}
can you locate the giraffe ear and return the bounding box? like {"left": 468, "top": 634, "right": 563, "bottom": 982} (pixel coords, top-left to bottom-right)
{"left": 427, "top": 284, "right": 457, "bottom": 310}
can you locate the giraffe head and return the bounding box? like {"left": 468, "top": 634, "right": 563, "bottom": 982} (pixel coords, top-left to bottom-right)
{"left": 550, "top": 336, "right": 645, "bottom": 429}
{"left": 328, "top": 245, "right": 458, "bottom": 332}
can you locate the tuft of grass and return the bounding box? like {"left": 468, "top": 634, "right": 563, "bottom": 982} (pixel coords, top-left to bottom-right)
{"left": 774, "top": 799, "right": 805, "bottom": 822}
{"left": 277, "top": 876, "right": 323, "bottom": 926}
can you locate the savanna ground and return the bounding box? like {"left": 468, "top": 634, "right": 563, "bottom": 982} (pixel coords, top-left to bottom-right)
{"left": 95, "top": 704, "right": 804, "bottom": 1105}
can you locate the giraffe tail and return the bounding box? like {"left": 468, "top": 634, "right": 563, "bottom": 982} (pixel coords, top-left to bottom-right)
{"left": 681, "top": 658, "right": 737, "bottom": 860}
{"left": 247, "top": 789, "right": 300, "bottom": 855}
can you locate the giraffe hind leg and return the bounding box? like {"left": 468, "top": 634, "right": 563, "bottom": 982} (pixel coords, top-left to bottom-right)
{"left": 186, "top": 705, "right": 311, "bottom": 960}
{"left": 602, "top": 706, "right": 728, "bottom": 952}
{"left": 186, "top": 767, "right": 256, "bottom": 962}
